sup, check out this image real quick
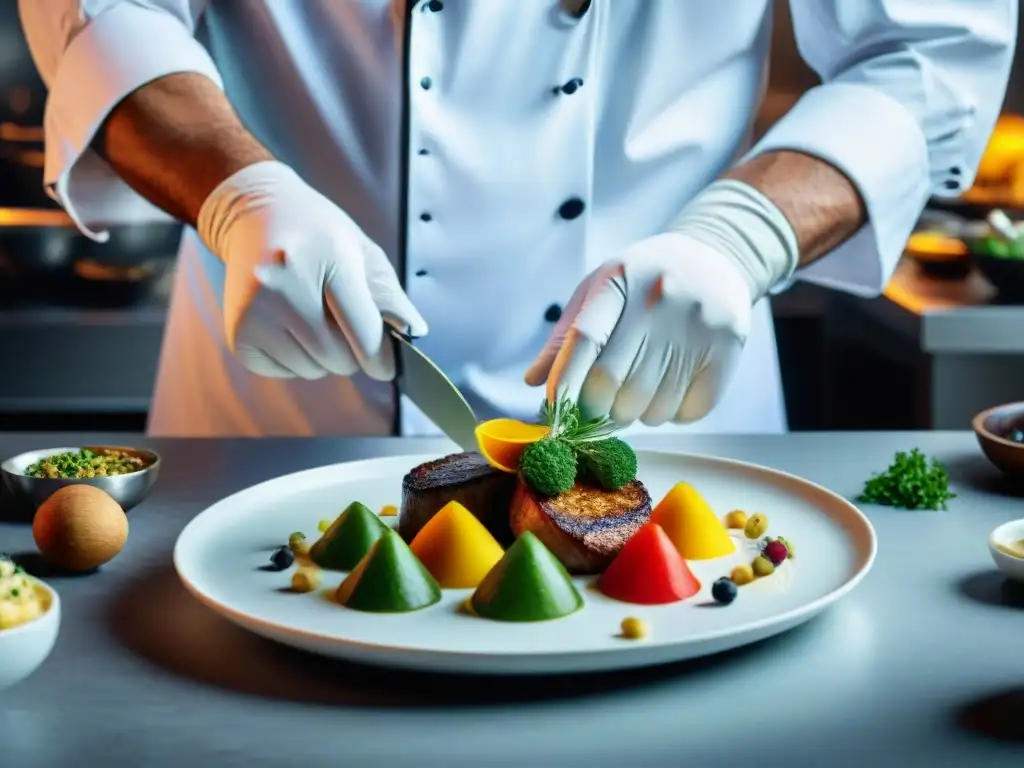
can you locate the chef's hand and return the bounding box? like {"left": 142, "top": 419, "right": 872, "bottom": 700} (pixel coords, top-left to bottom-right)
{"left": 197, "top": 160, "right": 426, "bottom": 380}
{"left": 525, "top": 179, "right": 799, "bottom": 427}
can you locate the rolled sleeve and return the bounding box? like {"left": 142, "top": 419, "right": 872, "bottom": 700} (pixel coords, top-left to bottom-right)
{"left": 38, "top": 4, "right": 223, "bottom": 238}
{"left": 748, "top": 82, "right": 932, "bottom": 297}
{"left": 745, "top": 0, "right": 1016, "bottom": 297}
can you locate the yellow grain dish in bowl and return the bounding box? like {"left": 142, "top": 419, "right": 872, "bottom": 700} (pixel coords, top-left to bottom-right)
{"left": 905, "top": 232, "right": 968, "bottom": 262}
{"left": 0, "top": 558, "right": 50, "bottom": 630}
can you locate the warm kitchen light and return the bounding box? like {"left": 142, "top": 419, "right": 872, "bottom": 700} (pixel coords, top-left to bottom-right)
{"left": 0, "top": 207, "right": 73, "bottom": 227}
{"left": 976, "top": 115, "right": 1024, "bottom": 183}
{"left": 965, "top": 114, "right": 1024, "bottom": 205}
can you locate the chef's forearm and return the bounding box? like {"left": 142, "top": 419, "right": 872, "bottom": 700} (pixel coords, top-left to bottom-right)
{"left": 724, "top": 150, "right": 867, "bottom": 267}
{"left": 93, "top": 73, "right": 274, "bottom": 227}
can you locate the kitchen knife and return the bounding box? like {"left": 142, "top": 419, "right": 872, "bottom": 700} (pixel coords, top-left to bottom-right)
{"left": 389, "top": 326, "right": 479, "bottom": 451}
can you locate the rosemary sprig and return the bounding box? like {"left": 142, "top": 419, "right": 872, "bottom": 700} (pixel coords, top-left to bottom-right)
{"left": 540, "top": 395, "right": 620, "bottom": 444}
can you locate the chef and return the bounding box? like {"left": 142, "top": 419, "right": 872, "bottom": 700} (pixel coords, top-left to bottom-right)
{"left": 20, "top": 0, "right": 1015, "bottom": 437}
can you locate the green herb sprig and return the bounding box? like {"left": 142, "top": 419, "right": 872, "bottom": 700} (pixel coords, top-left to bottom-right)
{"left": 858, "top": 448, "right": 956, "bottom": 511}
{"left": 520, "top": 396, "right": 638, "bottom": 496}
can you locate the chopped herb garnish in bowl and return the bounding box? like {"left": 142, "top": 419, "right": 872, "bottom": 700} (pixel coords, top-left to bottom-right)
{"left": 24, "top": 448, "right": 149, "bottom": 479}
{"left": 1, "top": 445, "right": 161, "bottom": 519}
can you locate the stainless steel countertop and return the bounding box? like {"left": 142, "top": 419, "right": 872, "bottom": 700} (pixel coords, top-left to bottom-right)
{"left": 1, "top": 432, "right": 1023, "bottom": 768}
{"left": 834, "top": 258, "right": 1024, "bottom": 354}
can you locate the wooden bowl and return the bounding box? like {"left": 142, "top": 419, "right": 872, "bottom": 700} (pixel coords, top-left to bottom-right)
{"left": 972, "top": 403, "right": 1024, "bottom": 482}
{"left": 904, "top": 231, "right": 971, "bottom": 278}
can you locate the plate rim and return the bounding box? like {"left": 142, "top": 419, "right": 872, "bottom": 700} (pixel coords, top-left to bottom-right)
{"left": 173, "top": 449, "right": 877, "bottom": 661}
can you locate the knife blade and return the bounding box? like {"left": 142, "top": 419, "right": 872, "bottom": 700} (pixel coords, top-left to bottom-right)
{"left": 389, "top": 326, "right": 479, "bottom": 451}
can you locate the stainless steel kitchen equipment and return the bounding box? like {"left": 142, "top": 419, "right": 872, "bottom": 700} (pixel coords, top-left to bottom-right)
{"left": 0, "top": 6, "right": 183, "bottom": 308}
{"left": 0, "top": 207, "right": 181, "bottom": 307}
{"left": 1, "top": 444, "right": 161, "bottom": 519}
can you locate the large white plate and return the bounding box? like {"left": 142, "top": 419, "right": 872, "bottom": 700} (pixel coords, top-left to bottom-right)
{"left": 174, "top": 451, "right": 875, "bottom": 675}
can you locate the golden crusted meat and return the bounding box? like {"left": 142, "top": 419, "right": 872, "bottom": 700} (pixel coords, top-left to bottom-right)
{"left": 509, "top": 475, "right": 652, "bottom": 574}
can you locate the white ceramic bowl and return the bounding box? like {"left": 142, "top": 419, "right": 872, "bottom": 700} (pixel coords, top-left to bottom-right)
{"left": 988, "top": 518, "right": 1024, "bottom": 582}
{"left": 0, "top": 579, "right": 61, "bottom": 689}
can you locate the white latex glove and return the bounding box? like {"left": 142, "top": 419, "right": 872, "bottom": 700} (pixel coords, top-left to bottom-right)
{"left": 525, "top": 179, "right": 799, "bottom": 427}
{"left": 198, "top": 161, "right": 427, "bottom": 380}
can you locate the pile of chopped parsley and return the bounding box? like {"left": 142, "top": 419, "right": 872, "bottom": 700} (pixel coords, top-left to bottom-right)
{"left": 858, "top": 448, "right": 955, "bottom": 511}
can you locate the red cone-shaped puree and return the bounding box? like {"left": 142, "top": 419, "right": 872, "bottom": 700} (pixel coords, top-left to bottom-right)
{"left": 598, "top": 522, "right": 701, "bottom": 605}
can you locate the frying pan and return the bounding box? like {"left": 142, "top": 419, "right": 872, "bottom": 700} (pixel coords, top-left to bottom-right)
{"left": 0, "top": 207, "right": 182, "bottom": 307}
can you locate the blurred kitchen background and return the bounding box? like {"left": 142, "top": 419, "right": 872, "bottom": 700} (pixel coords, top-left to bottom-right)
{"left": 1, "top": 4, "right": 1023, "bottom": 434}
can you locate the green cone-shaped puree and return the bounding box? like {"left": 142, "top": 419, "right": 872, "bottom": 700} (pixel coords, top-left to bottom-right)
{"left": 310, "top": 501, "right": 388, "bottom": 570}
{"left": 470, "top": 532, "right": 583, "bottom": 622}
{"left": 336, "top": 529, "right": 442, "bottom": 613}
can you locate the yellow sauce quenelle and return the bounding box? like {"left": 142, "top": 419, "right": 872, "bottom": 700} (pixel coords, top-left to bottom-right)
{"left": 0, "top": 557, "right": 48, "bottom": 630}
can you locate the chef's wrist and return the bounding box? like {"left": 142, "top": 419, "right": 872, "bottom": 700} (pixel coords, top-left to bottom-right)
{"left": 666, "top": 179, "right": 800, "bottom": 301}
{"left": 95, "top": 72, "right": 275, "bottom": 228}
{"left": 197, "top": 160, "right": 305, "bottom": 258}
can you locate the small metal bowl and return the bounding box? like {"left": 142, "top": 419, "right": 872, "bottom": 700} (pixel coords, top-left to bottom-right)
{"left": 0, "top": 445, "right": 160, "bottom": 519}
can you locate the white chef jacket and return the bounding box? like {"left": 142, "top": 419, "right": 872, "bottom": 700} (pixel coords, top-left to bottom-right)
{"left": 21, "top": 0, "right": 1015, "bottom": 438}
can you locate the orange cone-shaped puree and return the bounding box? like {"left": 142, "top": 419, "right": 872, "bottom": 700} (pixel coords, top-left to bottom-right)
{"left": 409, "top": 501, "right": 505, "bottom": 588}
{"left": 651, "top": 482, "right": 735, "bottom": 560}
{"left": 598, "top": 523, "right": 700, "bottom": 604}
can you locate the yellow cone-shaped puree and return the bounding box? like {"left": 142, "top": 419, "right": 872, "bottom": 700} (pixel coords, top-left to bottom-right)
{"left": 651, "top": 482, "right": 735, "bottom": 560}
{"left": 409, "top": 501, "right": 505, "bottom": 588}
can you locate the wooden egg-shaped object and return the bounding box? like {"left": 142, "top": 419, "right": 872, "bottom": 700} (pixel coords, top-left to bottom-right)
{"left": 33, "top": 485, "right": 129, "bottom": 571}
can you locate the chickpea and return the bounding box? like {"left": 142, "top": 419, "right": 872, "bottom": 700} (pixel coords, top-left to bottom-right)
{"left": 291, "top": 567, "right": 322, "bottom": 593}
{"left": 620, "top": 616, "right": 649, "bottom": 640}
{"left": 724, "top": 510, "right": 748, "bottom": 529}
{"left": 730, "top": 564, "right": 755, "bottom": 586}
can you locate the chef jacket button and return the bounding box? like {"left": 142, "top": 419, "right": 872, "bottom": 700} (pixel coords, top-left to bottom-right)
{"left": 560, "top": 78, "right": 584, "bottom": 95}
{"left": 943, "top": 179, "right": 959, "bottom": 190}
{"left": 415, "top": 269, "right": 428, "bottom": 277}
{"left": 420, "top": 76, "right": 433, "bottom": 90}
{"left": 558, "top": 197, "right": 585, "bottom": 220}
{"left": 564, "top": 0, "right": 591, "bottom": 19}
{"left": 418, "top": 148, "right": 430, "bottom": 156}
{"left": 420, "top": 212, "right": 433, "bottom": 222}
{"left": 426, "top": 0, "right": 443, "bottom": 10}
{"left": 949, "top": 166, "right": 961, "bottom": 175}
{"left": 544, "top": 304, "right": 562, "bottom": 322}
